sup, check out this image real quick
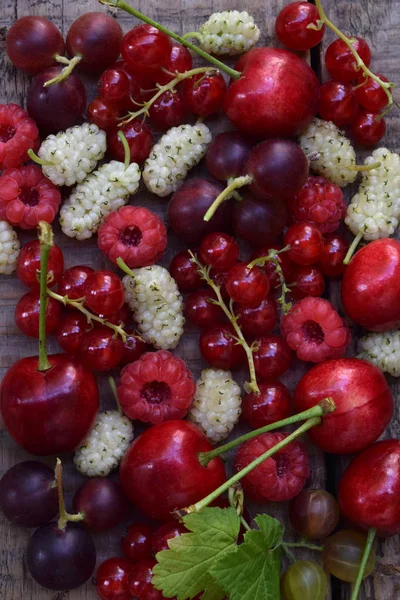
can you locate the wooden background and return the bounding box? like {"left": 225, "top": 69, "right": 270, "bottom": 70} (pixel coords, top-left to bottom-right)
{"left": 0, "top": 0, "right": 399, "bottom": 598}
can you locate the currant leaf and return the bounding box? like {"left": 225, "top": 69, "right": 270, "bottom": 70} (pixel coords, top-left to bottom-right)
{"left": 152, "top": 507, "right": 240, "bottom": 600}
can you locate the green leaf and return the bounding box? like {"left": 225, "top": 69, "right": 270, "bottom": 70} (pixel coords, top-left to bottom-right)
{"left": 152, "top": 507, "right": 240, "bottom": 600}
{"left": 210, "top": 514, "right": 283, "bottom": 600}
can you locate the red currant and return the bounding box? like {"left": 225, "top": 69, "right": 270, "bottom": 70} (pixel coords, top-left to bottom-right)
{"left": 200, "top": 324, "right": 245, "bottom": 370}
{"left": 226, "top": 263, "right": 270, "bottom": 307}
{"left": 97, "top": 557, "right": 133, "bottom": 600}
{"left": 121, "top": 522, "right": 154, "bottom": 563}
{"left": 152, "top": 521, "right": 188, "bottom": 554}
{"left": 199, "top": 232, "right": 239, "bottom": 271}
{"left": 182, "top": 72, "right": 227, "bottom": 117}
{"left": 351, "top": 111, "right": 386, "bottom": 146}
{"left": 290, "top": 265, "right": 325, "bottom": 300}
{"left": 58, "top": 265, "right": 94, "bottom": 300}
{"left": 101, "top": 303, "right": 132, "bottom": 326}
{"left": 319, "top": 81, "right": 359, "bottom": 127}
{"left": 275, "top": 2, "right": 325, "bottom": 51}
{"left": 15, "top": 291, "right": 61, "bottom": 338}
{"left": 284, "top": 222, "right": 323, "bottom": 266}
{"left": 79, "top": 327, "right": 124, "bottom": 371}
{"left": 128, "top": 559, "right": 164, "bottom": 600}
{"left": 354, "top": 73, "right": 389, "bottom": 111}
{"left": 113, "top": 60, "right": 149, "bottom": 104}
{"left": 56, "top": 311, "right": 90, "bottom": 355}
{"left": 107, "top": 121, "right": 153, "bottom": 165}
{"left": 253, "top": 334, "right": 293, "bottom": 379}
{"left": 148, "top": 90, "right": 187, "bottom": 130}
{"left": 250, "top": 245, "right": 294, "bottom": 290}
{"left": 88, "top": 97, "right": 119, "bottom": 131}
{"left": 236, "top": 296, "right": 278, "bottom": 337}
{"left": 17, "top": 239, "right": 64, "bottom": 290}
{"left": 153, "top": 43, "right": 193, "bottom": 85}
{"left": 84, "top": 270, "right": 124, "bottom": 316}
{"left": 121, "top": 326, "right": 150, "bottom": 366}
{"left": 317, "top": 233, "right": 349, "bottom": 277}
{"left": 169, "top": 250, "right": 203, "bottom": 292}
{"left": 210, "top": 268, "right": 232, "bottom": 299}
{"left": 122, "top": 24, "right": 171, "bottom": 74}
{"left": 184, "top": 289, "right": 223, "bottom": 329}
{"left": 325, "top": 37, "right": 371, "bottom": 82}
{"left": 242, "top": 381, "right": 292, "bottom": 429}
{"left": 99, "top": 68, "right": 131, "bottom": 106}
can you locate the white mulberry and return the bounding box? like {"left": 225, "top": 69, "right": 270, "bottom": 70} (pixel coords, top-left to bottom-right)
{"left": 0, "top": 221, "right": 20, "bottom": 274}
{"left": 358, "top": 331, "right": 400, "bottom": 377}
{"left": 194, "top": 11, "right": 260, "bottom": 55}
{"left": 345, "top": 191, "right": 398, "bottom": 241}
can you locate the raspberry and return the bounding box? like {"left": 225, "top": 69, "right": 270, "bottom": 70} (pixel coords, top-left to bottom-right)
{"left": 118, "top": 350, "right": 196, "bottom": 424}
{"left": 98, "top": 206, "right": 167, "bottom": 268}
{"left": 281, "top": 297, "right": 351, "bottom": 363}
{"left": 0, "top": 165, "right": 61, "bottom": 229}
{"left": 0, "top": 103, "right": 39, "bottom": 170}
{"left": 234, "top": 432, "right": 310, "bottom": 502}
{"left": 289, "top": 176, "right": 347, "bottom": 234}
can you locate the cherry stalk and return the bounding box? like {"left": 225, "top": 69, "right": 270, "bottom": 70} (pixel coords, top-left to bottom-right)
{"left": 350, "top": 528, "right": 376, "bottom": 600}
{"left": 55, "top": 459, "right": 84, "bottom": 530}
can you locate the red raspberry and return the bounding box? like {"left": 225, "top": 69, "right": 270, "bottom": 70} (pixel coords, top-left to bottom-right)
{"left": 118, "top": 350, "right": 196, "bottom": 424}
{"left": 98, "top": 206, "right": 167, "bottom": 268}
{"left": 235, "top": 432, "right": 310, "bottom": 502}
{"left": 289, "top": 176, "right": 347, "bottom": 234}
{"left": 0, "top": 165, "right": 61, "bottom": 229}
{"left": 0, "top": 104, "right": 39, "bottom": 169}
{"left": 281, "top": 297, "right": 351, "bottom": 363}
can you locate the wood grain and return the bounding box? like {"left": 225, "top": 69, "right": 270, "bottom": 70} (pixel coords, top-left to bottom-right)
{"left": 0, "top": 0, "right": 398, "bottom": 598}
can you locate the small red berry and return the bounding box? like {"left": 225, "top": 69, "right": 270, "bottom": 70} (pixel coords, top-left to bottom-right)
{"left": 88, "top": 97, "right": 119, "bottom": 131}
{"left": 242, "top": 381, "right": 292, "bottom": 429}
{"left": 121, "top": 326, "right": 150, "bottom": 366}
{"left": 148, "top": 90, "right": 188, "bottom": 130}
{"left": 351, "top": 111, "right": 386, "bottom": 146}
{"left": 128, "top": 559, "right": 164, "bottom": 600}
{"left": 58, "top": 265, "right": 94, "bottom": 300}
{"left": 182, "top": 72, "right": 227, "bottom": 117}
{"left": 56, "top": 311, "right": 90, "bottom": 355}
{"left": 107, "top": 121, "right": 153, "bottom": 165}
{"left": 319, "top": 81, "right": 359, "bottom": 128}
{"left": 121, "top": 522, "right": 155, "bottom": 563}
{"left": 122, "top": 24, "right": 171, "bottom": 73}
{"left": 153, "top": 43, "right": 193, "bottom": 85}
{"left": 170, "top": 250, "right": 203, "bottom": 292}
{"left": 318, "top": 233, "right": 349, "bottom": 277}
{"left": 253, "top": 335, "right": 293, "bottom": 379}
{"left": 284, "top": 222, "right": 324, "bottom": 265}
{"left": 15, "top": 291, "right": 61, "bottom": 338}
{"left": 79, "top": 327, "right": 124, "bottom": 371}
{"left": 97, "top": 557, "right": 133, "bottom": 600}
{"left": 290, "top": 265, "right": 325, "bottom": 300}
{"left": 84, "top": 270, "right": 125, "bottom": 316}
{"left": 0, "top": 103, "right": 39, "bottom": 169}
{"left": 152, "top": 521, "right": 188, "bottom": 554}
{"left": 184, "top": 289, "right": 223, "bottom": 329}
{"left": 199, "top": 232, "right": 239, "bottom": 271}
{"left": 200, "top": 324, "right": 246, "bottom": 370}
{"left": 275, "top": 2, "right": 325, "bottom": 51}
{"left": 226, "top": 262, "right": 270, "bottom": 307}
{"left": 325, "top": 37, "right": 371, "bottom": 82}
{"left": 354, "top": 73, "right": 390, "bottom": 112}
{"left": 236, "top": 296, "right": 278, "bottom": 337}
{"left": 99, "top": 68, "right": 131, "bottom": 106}
{"left": 17, "top": 239, "right": 64, "bottom": 290}
{"left": 250, "top": 245, "right": 295, "bottom": 290}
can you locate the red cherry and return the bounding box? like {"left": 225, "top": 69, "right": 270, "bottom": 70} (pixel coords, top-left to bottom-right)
{"left": 182, "top": 72, "right": 227, "bottom": 117}
{"left": 121, "top": 326, "right": 150, "bottom": 366}
{"left": 15, "top": 291, "right": 61, "bottom": 338}
{"left": 0, "top": 354, "right": 99, "bottom": 455}
{"left": 88, "top": 97, "right": 119, "bottom": 131}
{"left": 235, "top": 296, "right": 278, "bottom": 337}
{"left": 242, "top": 381, "right": 292, "bottom": 429}
{"left": 325, "top": 37, "right": 372, "bottom": 82}
{"left": 338, "top": 439, "right": 400, "bottom": 536}
{"left": 84, "top": 270, "right": 124, "bottom": 316}
{"left": 152, "top": 521, "right": 188, "bottom": 554}
{"left": 99, "top": 68, "right": 131, "bottom": 106}
{"left": 290, "top": 265, "right": 325, "bottom": 299}
{"left": 121, "top": 522, "right": 155, "bottom": 563}
{"left": 210, "top": 267, "right": 232, "bottom": 299}
{"left": 128, "top": 559, "right": 165, "bottom": 599}
{"left": 55, "top": 311, "right": 89, "bottom": 355}
{"left": 354, "top": 73, "right": 390, "bottom": 111}
{"left": 226, "top": 263, "right": 270, "bottom": 307}
{"left": 169, "top": 250, "right": 203, "bottom": 292}
{"left": 318, "top": 233, "right": 349, "bottom": 277}
{"left": 153, "top": 43, "right": 193, "bottom": 85}
{"left": 17, "top": 239, "right": 64, "bottom": 290}
{"left": 121, "top": 24, "right": 171, "bottom": 74}
{"left": 253, "top": 335, "right": 293, "bottom": 379}
{"left": 184, "top": 289, "right": 224, "bottom": 329}
{"left": 319, "top": 81, "right": 359, "bottom": 127}
{"left": 351, "top": 111, "right": 386, "bottom": 146}
{"left": 148, "top": 90, "right": 187, "bottom": 130}
{"left": 294, "top": 358, "right": 394, "bottom": 454}
{"left": 107, "top": 121, "right": 153, "bottom": 165}
{"left": 284, "top": 222, "right": 323, "bottom": 265}
{"left": 79, "top": 327, "right": 124, "bottom": 371}
{"left": 119, "top": 420, "right": 226, "bottom": 521}
{"left": 58, "top": 265, "right": 94, "bottom": 299}
{"left": 199, "top": 232, "right": 239, "bottom": 271}
{"left": 275, "top": 2, "right": 325, "bottom": 51}
{"left": 97, "top": 557, "right": 133, "bottom": 600}
{"left": 200, "top": 324, "right": 246, "bottom": 370}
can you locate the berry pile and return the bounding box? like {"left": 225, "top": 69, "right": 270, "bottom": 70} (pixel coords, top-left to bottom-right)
{"left": 0, "top": 2, "right": 399, "bottom": 600}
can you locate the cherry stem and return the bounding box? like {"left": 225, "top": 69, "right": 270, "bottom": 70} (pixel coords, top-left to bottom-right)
{"left": 97, "top": 0, "right": 241, "bottom": 80}
{"left": 247, "top": 247, "right": 293, "bottom": 314}
{"left": 312, "top": 0, "right": 394, "bottom": 108}
{"left": 183, "top": 416, "right": 325, "bottom": 515}
{"left": 28, "top": 149, "right": 54, "bottom": 167}
{"left": 120, "top": 66, "right": 218, "bottom": 126}
{"left": 118, "top": 131, "right": 131, "bottom": 170}
{"left": 43, "top": 55, "right": 82, "bottom": 87}
{"left": 198, "top": 398, "right": 335, "bottom": 467}
{"left": 348, "top": 161, "right": 381, "bottom": 171}
{"left": 108, "top": 376, "right": 123, "bottom": 416}
{"left": 343, "top": 230, "right": 363, "bottom": 265}
{"left": 350, "top": 528, "right": 377, "bottom": 600}
{"left": 46, "top": 288, "right": 128, "bottom": 342}
{"left": 203, "top": 175, "right": 253, "bottom": 222}
{"left": 38, "top": 222, "right": 52, "bottom": 372}
{"left": 116, "top": 256, "right": 135, "bottom": 278}
{"left": 55, "top": 459, "right": 84, "bottom": 531}
{"left": 189, "top": 251, "right": 260, "bottom": 394}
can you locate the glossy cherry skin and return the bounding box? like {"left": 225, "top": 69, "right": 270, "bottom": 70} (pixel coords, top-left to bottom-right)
{"left": 108, "top": 121, "right": 153, "bottom": 165}
{"left": 148, "top": 90, "right": 187, "bottom": 130}
{"left": 152, "top": 521, "right": 188, "bottom": 554}
{"left": 128, "top": 559, "right": 164, "bottom": 599}
{"left": 121, "top": 522, "right": 154, "bottom": 563}
{"left": 121, "top": 326, "right": 150, "bottom": 367}
{"left": 317, "top": 233, "right": 349, "bottom": 277}
{"left": 58, "top": 265, "right": 94, "bottom": 299}
{"left": 325, "top": 37, "right": 372, "bottom": 82}
{"left": 97, "top": 557, "right": 133, "bottom": 600}
{"left": 99, "top": 68, "right": 130, "bottom": 106}
{"left": 15, "top": 291, "right": 61, "bottom": 338}
{"left": 235, "top": 296, "right": 278, "bottom": 337}
{"left": 184, "top": 290, "right": 223, "bottom": 329}
{"left": 354, "top": 73, "right": 389, "bottom": 111}
{"left": 73, "top": 479, "right": 130, "bottom": 532}
{"left": 341, "top": 238, "right": 400, "bottom": 330}
{"left": 319, "top": 81, "right": 359, "bottom": 127}
{"left": 169, "top": 250, "right": 203, "bottom": 292}
{"left": 226, "top": 47, "right": 320, "bottom": 138}
{"left": 154, "top": 43, "right": 193, "bottom": 85}
{"left": 242, "top": 381, "right": 292, "bottom": 429}
{"left": 289, "top": 489, "right": 340, "bottom": 540}
{"left": 338, "top": 439, "right": 400, "bottom": 536}
{"left": 17, "top": 240, "right": 64, "bottom": 290}
{"left": 79, "top": 327, "right": 124, "bottom": 371}
{"left": 250, "top": 244, "right": 295, "bottom": 289}
{"left": 0, "top": 354, "right": 99, "bottom": 455}
{"left": 88, "top": 97, "right": 119, "bottom": 131}
{"left": 253, "top": 335, "right": 293, "bottom": 379}
{"left": 294, "top": 358, "right": 394, "bottom": 454}
{"left": 233, "top": 193, "right": 287, "bottom": 248}
{"left": 182, "top": 72, "right": 227, "bottom": 117}
{"left": 275, "top": 2, "right": 325, "bottom": 51}
{"left": 285, "top": 222, "right": 323, "bottom": 265}
{"left": 226, "top": 263, "right": 270, "bottom": 307}
{"left": 290, "top": 265, "right": 325, "bottom": 300}
{"left": 205, "top": 132, "right": 253, "bottom": 182}
{"left": 200, "top": 324, "right": 246, "bottom": 370}
{"left": 119, "top": 420, "right": 226, "bottom": 521}
{"left": 84, "top": 270, "right": 125, "bottom": 316}
{"left": 122, "top": 24, "right": 171, "bottom": 73}
{"left": 351, "top": 111, "right": 386, "bottom": 146}
{"left": 56, "top": 311, "right": 90, "bottom": 355}
{"left": 199, "top": 232, "right": 239, "bottom": 271}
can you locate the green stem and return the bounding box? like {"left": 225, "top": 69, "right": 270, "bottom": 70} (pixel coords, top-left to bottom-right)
{"left": 248, "top": 247, "right": 293, "bottom": 314}
{"left": 28, "top": 149, "right": 54, "bottom": 167}
{"left": 54, "top": 54, "right": 71, "bottom": 65}
{"left": 43, "top": 55, "right": 82, "bottom": 87}
{"left": 203, "top": 176, "right": 253, "bottom": 222}
{"left": 118, "top": 131, "right": 131, "bottom": 170}
{"left": 182, "top": 31, "right": 202, "bottom": 41}
{"left": 283, "top": 542, "right": 323, "bottom": 552}
{"left": 199, "top": 399, "right": 335, "bottom": 467}
{"left": 350, "top": 528, "right": 377, "bottom": 600}
{"left": 108, "top": 376, "right": 123, "bottom": 416}
{"left": 55, "top": 459, "right": 84, "bottom": 531}
{"left": 117, "top": 256, "right": 135, "bottom": 278}
{"left": 343, "top": 230, "right": 363, "bottom": 265}
{"left": 348, "top": 161, "right": 381, "bottom": 171}
{"left": 97, "top": 0, "right": 241, "bottom": 80}
{"left": 38, "top": 222, "right": 52, "bottom": 372}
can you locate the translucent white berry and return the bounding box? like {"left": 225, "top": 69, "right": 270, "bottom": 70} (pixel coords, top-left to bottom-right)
{"left": 143, "top": 124, "right": 212, "bottom": 197}
{"left": 359, "top": 148, "right": 400, "bottom": 218}
{"left": 74, "top": 411, "right": 134, "bottom": 477}
{"left": 37, "top": 123, "right": 107, "bottom": 187}
{"left": 299, "top": 118, "right": 357, "bottom": 187}
{"left": 358, "top": 331, "right": 400, "bottom": 377}
{"left": 195, "top": 11, "right": 260, "bottom": 55}
{"left": 0, "top": 221, "right": 20, "bottom": 274}
{"left": 60, "top": 161, "right": 141, "bottom": 240}
{"left": 123, "top": 265, "right": 184, "bottom": 349}
{"left": 188, "top": 368, "right": 242, "bottom": 444}
{"left": 345, "top": 191, "right": 398, "bottom": 241}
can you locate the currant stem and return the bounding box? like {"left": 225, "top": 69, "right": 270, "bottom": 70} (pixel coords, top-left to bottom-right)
{"left": 108, "top": 375, "right": 123, "bottom": 416}
{"left": 189, "top": 251, "right": 259, "bottom": 394}
{"left": 343, "top": 230, "right": 363, "bottom": 265}
{"left": 248, "top": 247, "right": 293, "bottom": 314}
{"left": 55, "top": 459, "right": 84, "bottom": 532}
{"left": 28, "top": 149, "right": 54, "bottom": 167}
{"left": 38, "top": 221, "right": 52, "bottom": 372}
{"left": 350, "top": 528, "right": 377, "bottom": 600}
{"left": 198, "top": 398, "right": 335, "bottom": 467}
{"left": 118, "top": 131, "right": 131, "bottom": 170}
{"left": 203, "top": 176, "right": 253, "bottom": 222}
{"left": 97, "top": 0, "right": 241, "bottom": 80}
{"left": 43, "top": 55, "right": 83, "bottom": 87}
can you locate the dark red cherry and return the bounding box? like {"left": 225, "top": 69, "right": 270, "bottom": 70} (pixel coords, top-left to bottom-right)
{"left": 97, "top": 557, "right": 133, "bottom": 600}
{"left": 354, "top": 73, "right": 390, "bottom": 112}
{"left": 235, "top": 296, "right": 278, "bottom": 337}
{"left": 58, "top": 265, "right": 94, "bottom": 299}
{"left": 182, "top": 72, "right": 227, "bottom": 117}
{"left": 121, "top": 522, "right": 155, "bottom": 563}
{"left": 290, "top": 265, "right": 325, "bottom": 299}
{"left": 242, "top": 381, "right": 292, "bottom": 429}
{"left": 108, "top": 121, "right": 153, "bottom": 165}
{"left": 154, "top": 43, "right": 193, "bottom": 85}
{"left": 233, "top": 193, "right": 288, "bottom": 248}
{"left": 88, "top": 97, "right": 119, "bottom": 131}
{"left": 121, "top": 326, "right": 150, "bottom": 366}
{"left": 325, "top": 36, "right": 372, "bottom": 82}
{"left": 73, "top": 479, "right": 129, "bottom": 532}
{"left": 199, "top": 232, "right": 239, "bottom": 271}
{"left": 351, "top": 111, "right": 386, "bottom": 146}
{"left": 184, "top": 289, "right": 224, "bottom": 329}
{"left": 284, "top": 222, "right": 323, "bottom": 265}
{"left": 169, "top": 250, "right": 203, "bottom": 292}
{"left": 79, "top": 327, "right": 124, "bottom": 371}
{"left": 253, "top": 335, "right": 294, "bottom": 379}
{"left": 121, "top": 24, "right": 171, "bottom": 74}
{"left": 319, "top": 81, "right": 359, "bottom": 127}
{"left": 200, "top": 324, "right": 246, "bottom": 370}
{"left": 56, "top": 310, "right": 90, "bottom": 355}
{"left": 226, "top": 262, "right": 270, "bottom": 307}
{"left": 99, "top": 68, "right": 131, "bottom": 106}
{"left": 148, "top": 90, "right": 187, "bottom": 130}
{"left": 83, "top": 270, "right": 124, "bottom": 316}
{"left": 152, "top": 521, "right": 188, "bottom": 554}
{"left": 128, "top": 559, "right": 164, "bottom": 599}
{"left": 318, "top": 233, "right": 349, "bottom": 277}
{"left": 15, "top": 291, "right": 61, "bottom": 338}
